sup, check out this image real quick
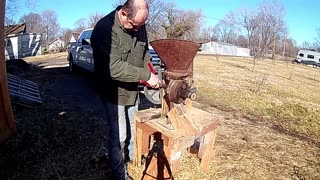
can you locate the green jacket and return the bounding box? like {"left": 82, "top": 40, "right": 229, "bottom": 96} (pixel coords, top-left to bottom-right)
{"left": 91, "top": 6, "right": 151, "bottom": 105}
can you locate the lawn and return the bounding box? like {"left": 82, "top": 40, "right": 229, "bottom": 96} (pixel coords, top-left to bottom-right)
{"left": 194, "top": 54, "right": 320, "bottom": 143}
{"left": 1, "top": 53, "right": 319, "bottom": 179}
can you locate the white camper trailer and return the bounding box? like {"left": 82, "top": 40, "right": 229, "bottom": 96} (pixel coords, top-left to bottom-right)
{"left": 296, "top": 50, "right": 320, "bottom": 66}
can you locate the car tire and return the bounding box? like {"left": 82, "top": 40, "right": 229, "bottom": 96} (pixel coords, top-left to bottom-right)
{"left": 68, "top": 54, "right": 77, "bottom": 73}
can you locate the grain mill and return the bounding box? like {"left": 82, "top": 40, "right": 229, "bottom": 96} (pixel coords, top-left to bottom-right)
{"left": 134, "top": 39, "right": 220, "bottom": 179}
{"left": 149, "top": 39, "right": 201, "bottom": 135}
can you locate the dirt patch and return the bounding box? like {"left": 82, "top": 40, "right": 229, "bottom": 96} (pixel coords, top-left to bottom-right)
{"left": 1, "top": 59, "right": 112, "bottom": 179}
{"left": 1, "top": 57, "right": 319, "bottom": 179}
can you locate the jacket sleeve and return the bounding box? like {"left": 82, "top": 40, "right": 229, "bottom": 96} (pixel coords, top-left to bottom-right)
{"left": 100, "top": 26, "right": 151, "bottom": 82}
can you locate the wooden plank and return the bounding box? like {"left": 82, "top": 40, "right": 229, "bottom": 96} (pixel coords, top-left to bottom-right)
{"left": 199, "top": 129, "right": 217, "bottom": 172}
{"left": 167, "top": 107, "right": 187, "bottom": 136}
{"left": 0, "top": 0, "right": 16, "bottom": 144}
{"left": 167, "top": 104, "right": 199, "bottom": 136}
{"left": 135, "top": 108, "right": 161, "bottom": 123}
{"left": 134, "top": 116, "right": 143, "bottom": 167}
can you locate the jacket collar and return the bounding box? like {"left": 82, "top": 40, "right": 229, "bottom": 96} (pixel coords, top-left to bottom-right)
{"left": 115, "top": 6, "right": 125, "bottom": 30}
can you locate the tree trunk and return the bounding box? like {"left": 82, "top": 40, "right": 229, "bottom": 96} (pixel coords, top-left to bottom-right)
{"left": 272, "top": 36, "right": 276, "bottom": 60}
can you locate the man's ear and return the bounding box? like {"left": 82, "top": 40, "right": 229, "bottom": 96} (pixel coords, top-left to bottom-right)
{"left": 120, "top": 10, "right": 128, "bottom": 18}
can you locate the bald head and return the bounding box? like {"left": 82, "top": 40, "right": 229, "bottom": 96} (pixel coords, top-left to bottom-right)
{"left": 122, "top": 0, "right": 149, "bottom": 19}
{"left": 118, "top": 0, "right": 149, "bottom": 31}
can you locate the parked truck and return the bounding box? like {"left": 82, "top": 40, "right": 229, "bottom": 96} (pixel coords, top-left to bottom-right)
{"left": 67, "top": 28, "right": 163, "bottom": 104}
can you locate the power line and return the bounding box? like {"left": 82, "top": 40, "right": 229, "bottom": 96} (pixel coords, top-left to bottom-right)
{"left": 203, "top": 15, "right": 222, "bottom": 21}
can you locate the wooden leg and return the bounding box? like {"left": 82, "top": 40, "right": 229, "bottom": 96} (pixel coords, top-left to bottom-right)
{"left": 170, "top": 152, "right": 182, "bottom": 174}
{"left": 142, "top": 131, "right": 151, "bottom": 155}
{"left": 134, "top": 124, "right": 143, "bottom": 167}
{"left": 199, "top": 129, "right": 217, "bottom": 172}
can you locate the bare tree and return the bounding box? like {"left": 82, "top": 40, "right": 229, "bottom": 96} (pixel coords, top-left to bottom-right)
{"left": 74, "top": 18, "right": 89, "bottom": 32}
{"left": 41, "top": 9, "right": 60, "bottom": 48}
{"left": 256, "top": 0, "right": 287, "bottom": 59}
{"left": 19, "top": 12, "right": 43, "bottom": 33}
{"left": 5, "top": 0, "right": 19, "bottom": 25}
{"left": 285, "top": 38, "right": 298, "bottom": 57}
{"left": 59, "top": 28, "right": 73, "bottom": 47}
{"left": 213, "top": 11, "right": 239, "bottom": 44}
{"left": 5, "top": 0, "right": 36, "bottom": 25}
{"left": 239, "top": 8, "right": 259, "bottom": 50}
{"left": 301, "top": 41, "right": 312, "bottom": 50}
{"left": 161, "top": 3, "right": 202, "bottom": 39}
{"left": 180, "top": 9, "right": 203, "bottom": 41}
{"left": 89, "top": 12, "right": 105, "bottom": 28}
{"left": 145, "top": 0, "right": 166, "bottom": 40}
{"left": 113, "top": 0, "right": 125, "bottom": 7}
{"left": 315, "top": 28, "right": 320, "bottom": 51}
{"left": 235, "top": 35, "right": 248, "bottom": 48}
{"left": 199, "top": 26, "right": 215, "bottom": 42}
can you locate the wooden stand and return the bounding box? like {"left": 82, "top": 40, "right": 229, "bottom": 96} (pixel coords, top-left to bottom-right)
{"left": 134, "top": 104, "right": 220, "bottom": 179}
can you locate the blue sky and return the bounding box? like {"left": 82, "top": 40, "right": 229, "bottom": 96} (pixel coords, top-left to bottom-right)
{"left": 13, "top": 0, "right": 320, "bottom": 46}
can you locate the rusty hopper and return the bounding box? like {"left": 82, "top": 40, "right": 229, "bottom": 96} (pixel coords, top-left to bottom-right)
{"left": 150, "top": 39, "right": 200, "bottom": 76}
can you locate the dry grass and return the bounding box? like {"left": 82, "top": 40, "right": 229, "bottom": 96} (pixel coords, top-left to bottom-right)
{"left": 194, "top": 55, "right": 320, "bottom": 142}
{"left": 200, "top": 105, "right": 320, "bottom": 180}
{"left": 128, "top": 104, "right": 320, "bottom": 179}
{"left": 2, "top": 54, "right": 320, "bottom": 179}
{"left": 127, "top": 53, "right": 320, "bottom": 179}
{"left": 24, "top": 52, "right": 67, "bottom": 62}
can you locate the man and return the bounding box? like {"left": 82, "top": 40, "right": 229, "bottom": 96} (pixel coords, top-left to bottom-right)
{"left": 90, "top": 0, "right": 160, "bottom": 179}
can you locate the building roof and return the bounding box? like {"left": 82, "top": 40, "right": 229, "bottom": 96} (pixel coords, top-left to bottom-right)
{"left": 213, "top": 41, "right": 236, "bottom": 46}
{"left": 4, "top": 23, "right": 26, "bottom": 36}
{"left": 49, "top": 38, "right": 64, "bottom": 45}
{"left": 71, "top": 32, "right": 80, "bottom": 40}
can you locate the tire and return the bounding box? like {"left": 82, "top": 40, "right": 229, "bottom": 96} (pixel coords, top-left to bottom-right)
{"left": 68, "top": 54, "right": 77, "bottom": 73}
{"left": 143, "top": 87, "right": 162, "bottom": 105}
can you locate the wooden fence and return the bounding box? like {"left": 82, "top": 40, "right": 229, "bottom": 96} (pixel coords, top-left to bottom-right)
{"left": 0, "top": 0, "right": 16, "bottom": 144}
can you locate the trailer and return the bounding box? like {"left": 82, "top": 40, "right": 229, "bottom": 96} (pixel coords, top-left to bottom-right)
{"left": 295, "top": 49, "right": 320, "bottom": 66}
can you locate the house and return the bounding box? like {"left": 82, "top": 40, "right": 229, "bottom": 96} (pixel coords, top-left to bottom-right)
{"left": 69, "top": 32, "right": 80, "bottom": 43}
{"left": 4, "top": 23, "right": 42, "bottom": 60}
{"left": 199, "top": 41, "right": 250, "bottom": 57}
{"left": 48, "top": 38, "right": 65, "bottom": 52}
{"left": 67, "top": 32, "right": 80, "bottom": 50}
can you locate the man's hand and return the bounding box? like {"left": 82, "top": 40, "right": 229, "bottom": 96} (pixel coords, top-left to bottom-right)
{"left": 146, "top": 73, "right": 161, "bottom": 88}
